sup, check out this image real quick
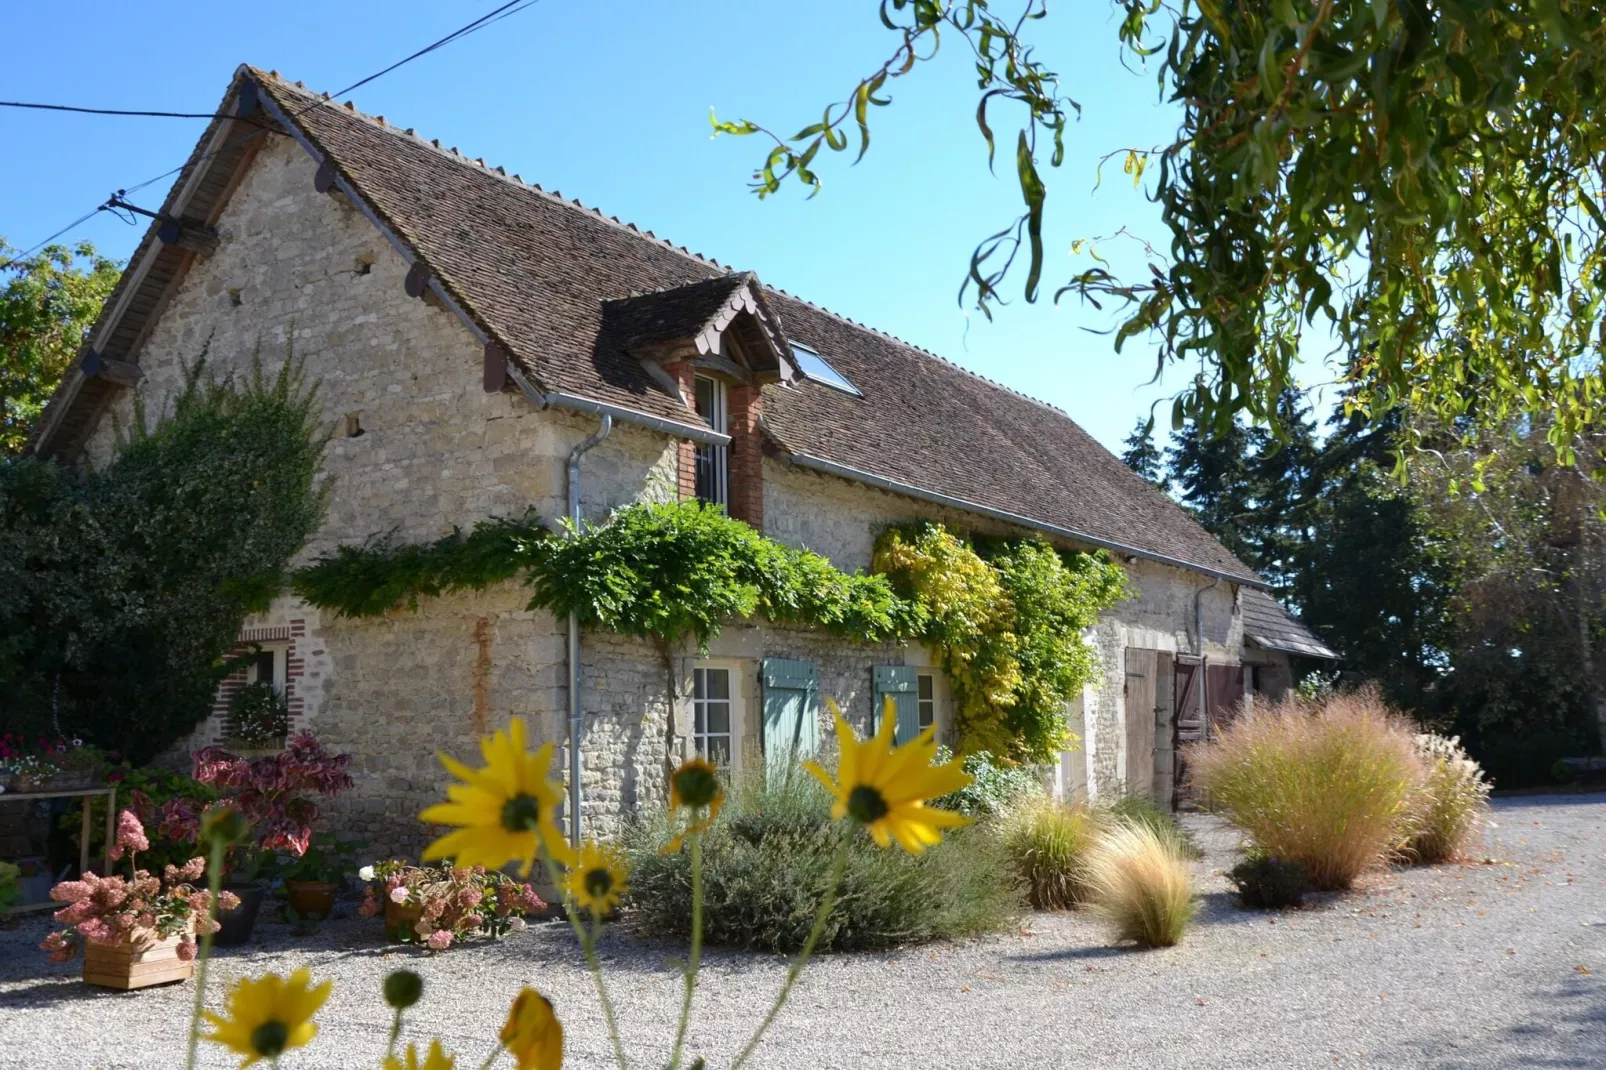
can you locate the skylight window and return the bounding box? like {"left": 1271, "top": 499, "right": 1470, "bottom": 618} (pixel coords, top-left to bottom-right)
{"left": 791, "top": 343, "right": 861, "bottom": 396}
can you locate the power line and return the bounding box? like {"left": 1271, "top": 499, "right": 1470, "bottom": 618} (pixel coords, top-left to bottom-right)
{"left": 0, "top": 100, "right": 278, "bottom": 124}
{"left": 1, "top": 0, "right": 542, "bottom": 269}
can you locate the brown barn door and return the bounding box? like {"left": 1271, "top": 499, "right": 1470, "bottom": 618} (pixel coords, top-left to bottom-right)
{"left": 1124, "top": 649, "right": 1158, "bottom": 797}
{"left": 1172, "top": 659, "right": 1203, "bottom": 808}
{"left": 1206, "top": 661, "right": 1245, "bottom": 732}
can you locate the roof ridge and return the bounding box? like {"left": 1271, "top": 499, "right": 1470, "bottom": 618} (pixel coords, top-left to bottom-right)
{"left": 253, "top": 67, "right": 735, "bottom": 277}
{"left": 256, "top": 68, "right": 1072, "bottom": 423}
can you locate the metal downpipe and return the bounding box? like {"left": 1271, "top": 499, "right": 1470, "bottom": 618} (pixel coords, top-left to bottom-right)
{"left": 566, "top": 414, "right": 612, "bottom": 848}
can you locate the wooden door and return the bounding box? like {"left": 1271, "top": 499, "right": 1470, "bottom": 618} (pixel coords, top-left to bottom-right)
{"left": 1206, "top": 661, "right": 1245, "bottom": 731}
{"left": 1124, "top": 648, "right": 1158, "bottom": 797}
{"left": 1172, "top": 659, "right": 1203, "bottom": 806}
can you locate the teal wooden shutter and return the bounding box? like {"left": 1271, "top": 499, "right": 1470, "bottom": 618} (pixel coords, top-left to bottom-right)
{"left": 762, "top": 658, "right": 820, "bottom": 779}
{"left": 874, "top": 666, "right": 920, "bottom": 744}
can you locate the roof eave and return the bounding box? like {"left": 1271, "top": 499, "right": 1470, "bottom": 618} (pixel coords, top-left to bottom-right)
{"left": 781, "top": 449, "right": 1271, "bottom": 589}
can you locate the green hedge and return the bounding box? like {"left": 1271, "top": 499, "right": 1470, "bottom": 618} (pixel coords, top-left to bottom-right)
{"left": 623, "top": 773, "right": 1023, "bottom": 952}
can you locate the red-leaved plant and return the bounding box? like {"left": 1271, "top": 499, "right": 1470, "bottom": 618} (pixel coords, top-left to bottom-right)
{"left": 39, "top": 810, "right": 236, "bottom": 963}
{"left": 182, "top": 732, "right": 354, "bottom": 857}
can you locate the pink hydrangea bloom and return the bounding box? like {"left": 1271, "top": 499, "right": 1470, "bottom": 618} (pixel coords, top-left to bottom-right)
{"left": 175, "top": 937, "right": 198, "bottom": 962}
{"left": 107, "top": 810, "right": 150, "bottom": 862}
{"left": 426, "top": 930, "right": 452, "bottom": 951}
{"left": 357, "top": 894, "right": 381, "bottom": 918}
{"left": 389, "top": 886, "right": 409, "bottom": 904}
{"left": 507, "top": 917, "right": 527, "bottom": 932}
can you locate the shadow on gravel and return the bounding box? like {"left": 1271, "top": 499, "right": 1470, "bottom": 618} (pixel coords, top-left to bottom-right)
{"left": 1398, "top": 976, "right": 1606, "bottom": 1069}
{"left": 1489, "top": 793, "right": 1606, "bottom": 810}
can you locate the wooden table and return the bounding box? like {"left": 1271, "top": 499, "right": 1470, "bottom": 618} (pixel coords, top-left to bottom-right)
{"left": 2, "top": 784, "right": 117, "bottom": 914}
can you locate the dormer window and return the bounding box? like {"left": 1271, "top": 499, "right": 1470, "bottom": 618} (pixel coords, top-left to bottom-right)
{"left": 694, "top": 375, "right": 729, "bottom": 507}
{"left": 791, "top": 343, "right": 861, "bottom": 396}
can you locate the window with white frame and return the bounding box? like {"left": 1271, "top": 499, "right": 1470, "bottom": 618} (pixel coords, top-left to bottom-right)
{"left": 917, "top": 673, "right": 936, "bottom": 730}
{"left": 694, "top": 376, "right": 729, "bottom": 508}
{"left": 692, "top": 665, "right": 735, "bottom": 769}
{"left": 245, "top": 647, "right": 286, "bottom": 694}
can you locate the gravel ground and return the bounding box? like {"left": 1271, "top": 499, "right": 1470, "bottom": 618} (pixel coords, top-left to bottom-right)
{"left": 2, "top": 795, "right": 1603, "bottom": 1070}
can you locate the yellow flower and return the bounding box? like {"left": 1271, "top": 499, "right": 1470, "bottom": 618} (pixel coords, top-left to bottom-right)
{"left": 500, "top": 988, "right": 563, "bottom": 1070}
{"left": 804, "top": 696, "right": 972, "bottom": 854}
{"left": 420, "top": 716, "right": 575, "bottom": 874}
{"left": 201, "top": 967, "right": 332, "bottom": 1067}
{"left": 384, "top": 1039, "right": 455, "bottom": 1070}
{"left": 662, "top": 756, "right": 725, "bottom": 853}
{"left": 565, "top": 839, "right": 629, "bottom": 915}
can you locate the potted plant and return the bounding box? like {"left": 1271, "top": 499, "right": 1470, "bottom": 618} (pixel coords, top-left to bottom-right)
{"left": 357, "top": 861, "right": 545, "bottom": 950}
{"left": 37, "top": 810, "right": 237, "bottom": 990}
{"left": 176, "top": 733, "right": 354, "bottom": 945}
{"left": 0, "top": 734, "right": 109, "bottom": 792}
{"left": 227, "top": 680, "right": 291, "bottom": 752}
{"left": 279, "top": 833, "right": 364, "bottom": 920}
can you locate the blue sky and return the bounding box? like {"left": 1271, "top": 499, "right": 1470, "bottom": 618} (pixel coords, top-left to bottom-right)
{"left": 1, "top": 0, "right": 1213, "bottom": 453}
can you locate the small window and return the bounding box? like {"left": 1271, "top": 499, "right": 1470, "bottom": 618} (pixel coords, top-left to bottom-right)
{"left": 694, "top": 376, "right": 729, "bottom": 508}
{"left": 791, "top": 343, "right": 861, "bottom": 396}
{"left": 693, "top": 666, "right": 734, "bottom": 769}
{"left": 245, "top": 648, "right": 284, "bottom": 693}
{"left": 917, "top": 673, "right": 936, "bottom": 730}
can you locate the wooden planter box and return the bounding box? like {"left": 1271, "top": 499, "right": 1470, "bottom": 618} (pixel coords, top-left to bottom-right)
{"left": 82, "top": 930, "right": 193, "bottom": 990}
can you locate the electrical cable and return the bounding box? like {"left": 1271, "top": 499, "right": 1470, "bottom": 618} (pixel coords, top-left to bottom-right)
{"left": 1, "top": 0, "right": 541, "bottom": 269}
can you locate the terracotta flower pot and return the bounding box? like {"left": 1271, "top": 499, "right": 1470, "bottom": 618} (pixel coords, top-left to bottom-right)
{"left": 82, "top": 929, "right": 193, "bottom": 991}
{"left": 384, "top": 900, "right": 423, "bottom": 943}
{"left": 285, "top": 879, "right": 337, "bottom": 920}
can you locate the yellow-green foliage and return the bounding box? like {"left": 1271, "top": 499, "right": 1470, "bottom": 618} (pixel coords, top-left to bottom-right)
{"left": 874, "top": 523, "right": 1127, "bottom": 762}
{"left": 1002, "top": 799, "right": 1100, "bottom": 910}
{"left": 1084, "top": 821, "right": 1196, "bottom": 948}
{"left": 1187, "top": 688, "right": 1425, "bottom": 890}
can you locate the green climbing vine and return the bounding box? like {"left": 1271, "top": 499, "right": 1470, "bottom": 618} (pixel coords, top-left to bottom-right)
{"left": 874, "top": 524, "right": 1128, "bottom": 763}
{"left": 290, "top": 503, "right": 1127, "bottom": 761}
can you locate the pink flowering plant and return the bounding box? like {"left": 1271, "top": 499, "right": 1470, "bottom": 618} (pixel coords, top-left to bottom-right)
{"left": 38, "top": 810, "right": 238, "bottom": 964}
{"left": 0, "top": 733, "right": 109, "bottom": 790}
{"left": 357, "top": 860, "right": 545, "bottom": 949}
{"left": 187, "top": 732, "right": 354, "bottom": 862}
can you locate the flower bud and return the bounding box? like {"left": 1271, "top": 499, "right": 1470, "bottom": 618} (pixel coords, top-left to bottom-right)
{"left": 199, "top": 805, "right": 250, "bottom": 847}
{"left": 383, "top": 969, "right": 424, "bottom": 1010}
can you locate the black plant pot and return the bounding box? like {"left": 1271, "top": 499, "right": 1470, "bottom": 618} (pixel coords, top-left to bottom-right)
{"left": 213, "top": 883, "right": 266, "bottom": 947}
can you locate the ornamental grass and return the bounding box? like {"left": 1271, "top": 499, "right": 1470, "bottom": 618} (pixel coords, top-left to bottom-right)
{"left": 1186, "top": 687, "right": 1425, "bottom": 890}
{"left": 1406, "top": 732, "right": 1492, "bottom": 864}
{"left": 1083, "top": 820, "right": 1196, "bottom": 948}
{"left": 1001, "top": 798, "right": 1100, "bottom": 910}
{"left": 102, "top": 696, "right": 978, "bottom": 1070}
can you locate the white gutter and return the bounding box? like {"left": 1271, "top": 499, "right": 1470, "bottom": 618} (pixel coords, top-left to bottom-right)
{"left": 783, "top": 451, "right": 1269, "bottom": 591}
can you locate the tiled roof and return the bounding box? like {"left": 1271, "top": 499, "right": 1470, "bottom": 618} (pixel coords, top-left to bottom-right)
{"left": 37, "top": 67, "right": 1267, "bottom": 588}
{"left": 1241, "top": 589, "right": 1338, "bottom": 659}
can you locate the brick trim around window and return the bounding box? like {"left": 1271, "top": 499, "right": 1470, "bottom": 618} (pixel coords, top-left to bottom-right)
{"left": 209, "top": 617, "right": 309, "bottom": 745}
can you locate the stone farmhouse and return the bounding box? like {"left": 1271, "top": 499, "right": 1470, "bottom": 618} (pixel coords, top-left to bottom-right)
{"left": 29, "top": 67, "right": 1334, "bottom": 855}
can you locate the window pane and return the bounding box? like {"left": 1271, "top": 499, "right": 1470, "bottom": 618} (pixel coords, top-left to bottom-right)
{"left": 705, "top": 701, "right": 730, "bottom": 735}
{"left": 705, "top": 737, "right": 731, "bottom": 767}
{"left": 705, "top": 668, "right": 730, "bottom": 700}
{"left": 918, "top": 674, "right": 934, "bottom": 701}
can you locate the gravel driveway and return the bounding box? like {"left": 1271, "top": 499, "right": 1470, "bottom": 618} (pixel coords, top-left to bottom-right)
{"left": 2, "top": 795, "right": 1603, "bottom": 1070}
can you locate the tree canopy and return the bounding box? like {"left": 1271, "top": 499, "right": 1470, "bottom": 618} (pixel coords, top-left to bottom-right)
{"left": 720, "top": 1, "right": 1606, "bottom": 458}
{"left": 0, "top": 239, "right": 120, "bottom": 455}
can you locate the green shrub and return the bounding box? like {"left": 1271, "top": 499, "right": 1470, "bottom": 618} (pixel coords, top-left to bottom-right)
{"left": 1002, "top": 799, "right": 1099, "bottom": 909}
{"left": 623, "top": 773, "right": 1023, "bottom": 952}
{"left": 1186, "top": 687, "right": 1423, "bottom": 890}
{"left": 931, "top": 748, "right": 1043, "bottom": 817}
{"left": 1100, "top": 794, "right": 1201, "bottom": 859}
{"left": 1228, "top": 854, "right": 1311, "bottom": 910}
{"left": 68, "top": 764, "right": 218, "bottom": 873}
{"left": 1407, "top": 733, "right": 1491, "bottom": 864}
{"left": 1084, "top": 822, "right": 1196, "bottom": 948}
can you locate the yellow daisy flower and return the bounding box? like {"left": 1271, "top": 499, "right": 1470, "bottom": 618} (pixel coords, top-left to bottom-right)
{"left": 804, "top": 696, "right": 972, "bottom": 854}
{"left": 383, "top": 1039, "right": 455, "bottom": 1070}
{"left": 565, "top": 839, "right": 630, "bottom": 915}
{"left": 420, "top": 716, "right": 576, "bottom": 874}
{"left": 500, "top": 988, "right": 564, "bottom": 1070}
{"left": 201, "top": 967, "right": 332, "bottom": 1067}
{"left": 662, "top": 755, "right": 725, "bottom": 853}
